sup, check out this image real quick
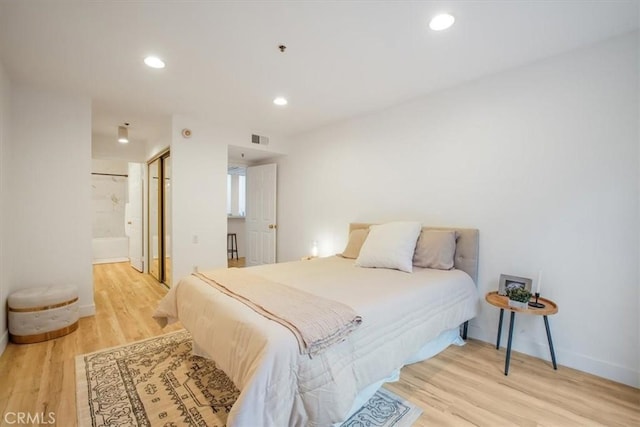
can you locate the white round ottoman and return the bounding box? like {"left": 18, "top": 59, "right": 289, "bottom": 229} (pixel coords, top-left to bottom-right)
{"left": 8, "top": 285, "right": 79, "bottom": 344}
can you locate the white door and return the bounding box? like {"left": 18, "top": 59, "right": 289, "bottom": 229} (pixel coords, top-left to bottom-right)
{"left": 128, "top": 162, "right": 144, "bottom": 272}
{"left": 246, "top": 163, "right": 277, "bottom": 266}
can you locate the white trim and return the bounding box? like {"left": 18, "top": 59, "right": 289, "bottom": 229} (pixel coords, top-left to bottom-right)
{"left": 79, "top": 304, "right": 96, "bottom": 317}
{"left": 468, "top": 324, "right": 639, "bottom": 388}
{"left": 92, "top": 257, "right": 129, "bottom": 265}
{"left": 0, "top": 328, "right": 8, "bottom": 356}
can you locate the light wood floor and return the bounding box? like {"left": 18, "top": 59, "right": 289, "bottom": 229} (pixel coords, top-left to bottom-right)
{"left": 0, "top": 263, "right": 183, "bottom": 427}
{"left": 0, "top": 262, "right": 637, "bottom": 426}
{"left": 228, "top": 256, "right": 246, "bottom": 268}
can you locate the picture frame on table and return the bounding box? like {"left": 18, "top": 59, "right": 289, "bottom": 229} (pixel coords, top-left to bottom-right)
{"left": 498, "top": 274, "right": 532, "bottom": 296}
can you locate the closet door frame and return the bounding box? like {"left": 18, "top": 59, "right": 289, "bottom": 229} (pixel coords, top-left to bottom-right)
{"left": 147, "top": 149, "right": 170, "bottom": 286}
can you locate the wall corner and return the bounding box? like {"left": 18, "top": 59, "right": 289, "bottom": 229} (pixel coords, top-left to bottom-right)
{"left": 0, "top": 328, "right": 8, "bottom": 357}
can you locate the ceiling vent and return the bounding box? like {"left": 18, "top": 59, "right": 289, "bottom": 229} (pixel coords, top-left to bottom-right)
{"left": 251, "top": 134, "right": 269, "bottom": 145}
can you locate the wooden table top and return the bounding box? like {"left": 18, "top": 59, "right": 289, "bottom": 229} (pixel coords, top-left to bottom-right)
{"left": 485, "top": 291, "right": 558, "bottom": 315}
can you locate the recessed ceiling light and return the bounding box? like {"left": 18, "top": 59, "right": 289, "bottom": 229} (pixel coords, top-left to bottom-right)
{"left": 429, "top": 13, "right": 455, "bottom": 31}
{"left": 144, "top": 56, "right": 165, "bottom": 69}
{"left": 273, "top": 97, "right": 288, "bottom": 106}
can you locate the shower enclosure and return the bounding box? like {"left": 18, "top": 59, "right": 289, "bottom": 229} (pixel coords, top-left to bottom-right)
{"left": 91, "top": 168, "right": 129, "bottom": 264}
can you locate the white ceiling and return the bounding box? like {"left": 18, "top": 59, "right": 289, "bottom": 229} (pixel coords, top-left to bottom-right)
{"left": 0, "top": 1, "right": 637, "bottom": 143}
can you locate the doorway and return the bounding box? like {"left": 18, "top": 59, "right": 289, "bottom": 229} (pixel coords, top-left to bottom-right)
{"left": 227, "top": 165, "right": 247, "bottom": 267}
{"left": 227, "top": 145, "right": 281, "bottom": 268}
{"left": 226, "top": 163, "right": 277, "bottom": 267}
{"left": 245, "top": 163, "right": 277, "bottom": 266}
{"left": 90, "top": 161, "right": 130, "bottom": 265}
{"left": 148, "top": 150, "right": 172, "bottom": 286}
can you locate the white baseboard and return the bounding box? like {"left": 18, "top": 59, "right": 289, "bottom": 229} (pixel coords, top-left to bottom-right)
{"left": 0, "top": 328, "right": 8, "bottom": 357}
{"left": 92, "top": 257, "right": 129, "bottom": 265}
{"left": 79, "top": 304, "right": 96, "bottom": 317}
{"left": 468, "top": 324, "right": 639, "bottom": 388}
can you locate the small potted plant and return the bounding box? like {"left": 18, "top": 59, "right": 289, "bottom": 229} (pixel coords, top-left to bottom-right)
{"left": 507, "top": 287, "right": 532, "bottom": 309}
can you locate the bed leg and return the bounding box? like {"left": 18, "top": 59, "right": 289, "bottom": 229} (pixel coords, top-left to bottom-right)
{"left": 462, "top": 321, "right": 469, "bottom": 340}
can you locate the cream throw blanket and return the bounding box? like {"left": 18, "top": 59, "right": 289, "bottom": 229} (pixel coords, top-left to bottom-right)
{"left": 194, "top": 269, "right": 362, "bottom": 356}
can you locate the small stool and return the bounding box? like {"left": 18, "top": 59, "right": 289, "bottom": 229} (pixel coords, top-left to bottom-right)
{"left": 227, "top": 233, "right": 238, "bottom": 260}
{"left": 8, "top": 285, "right": 79, "bottom": 344}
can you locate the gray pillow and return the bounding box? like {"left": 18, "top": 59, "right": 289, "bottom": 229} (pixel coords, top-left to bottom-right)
{"left": 412, "top": 230, "right": 457, "bottom": 270}
{"left": 340, "top": 228, "right": 370, "bottom": 259}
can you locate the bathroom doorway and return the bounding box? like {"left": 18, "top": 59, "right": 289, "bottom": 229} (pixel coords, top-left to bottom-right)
{"left": 91, "top": 160, "right": 130, "bottom": 265}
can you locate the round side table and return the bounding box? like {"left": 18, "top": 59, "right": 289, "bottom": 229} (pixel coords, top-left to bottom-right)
{"left": 485, "top": 291, "right": 558, "bottom": 375}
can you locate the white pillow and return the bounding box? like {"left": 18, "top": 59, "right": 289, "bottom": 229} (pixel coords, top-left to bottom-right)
{"left": 355, "top": 221, "right": 422, "bottom": 273}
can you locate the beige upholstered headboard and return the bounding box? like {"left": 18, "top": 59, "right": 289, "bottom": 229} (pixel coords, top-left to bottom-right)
{"left": 349, "top": 223, "right": 480, "bottom": 285}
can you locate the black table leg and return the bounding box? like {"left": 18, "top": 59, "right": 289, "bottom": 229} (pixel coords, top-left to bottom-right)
{"left": 504, "top": 311, "right": 516, "bottom": 375}
{"left": 496, "top": 308, "right": 504, "bottom": 349}
{"left": 462, "top": 321, "right": 469, "bottom": 340}
{"left": 543, "top": 315, "right": 558, "bottom": 370}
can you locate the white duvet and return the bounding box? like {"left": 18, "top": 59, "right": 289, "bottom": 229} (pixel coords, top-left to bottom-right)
{"left": 154, "top": 256, "right": 478, "bottom": 427}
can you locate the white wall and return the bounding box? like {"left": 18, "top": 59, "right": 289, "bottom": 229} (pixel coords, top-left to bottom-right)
{"left": 170, "top": 117, "right": 288, "bottom": 285}
{"left": 92, "top": 158, "right": 129, "bottom": 175}
{"left": 277, "top": 33, "right": 639, "bottom": 387}
{"left": 7, "top": 85, "right": 94, "bottom": 316}
{"left": 171, "top": 116, "right": 231, "bottom": 285}
{"left": 145, "top": 120, "right": 173, "bottom": 161}
{"left": 92, "top": 133, "right": 149, "bottom": 162}
{"left": 0, "top": 61, "right": 10, "bottom": 355}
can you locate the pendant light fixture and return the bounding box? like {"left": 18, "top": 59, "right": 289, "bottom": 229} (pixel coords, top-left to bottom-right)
{"left": 118, "top": 123, "right": 130, "bottom": 144}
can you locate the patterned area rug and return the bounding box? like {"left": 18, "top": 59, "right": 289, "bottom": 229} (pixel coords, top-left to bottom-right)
{"left": 76, "top": 330, "right": 422, "bottom": 427}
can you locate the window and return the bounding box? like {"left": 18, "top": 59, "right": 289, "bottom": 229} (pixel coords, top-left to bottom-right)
{"left": 227, "top": 166, "right": 246, "bottom": 216}
{"left": 227, "top": 174, "right": 232, "bottom": 215}
{"left": 238, "top": 175, "right": 246, "bottom": 216}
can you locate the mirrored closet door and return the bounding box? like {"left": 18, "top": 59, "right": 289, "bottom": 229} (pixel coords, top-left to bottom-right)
{"left": 148, "top": 150, "right": 171, "bottom": 286}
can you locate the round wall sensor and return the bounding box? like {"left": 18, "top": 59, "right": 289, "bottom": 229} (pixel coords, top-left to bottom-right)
{"left": 181, "top": 128, "right": 192, "bottom": 138}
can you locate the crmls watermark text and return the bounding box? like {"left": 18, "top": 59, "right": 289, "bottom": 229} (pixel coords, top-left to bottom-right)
{"left": 3, "top": 412, "right": 56, "bottom": 424}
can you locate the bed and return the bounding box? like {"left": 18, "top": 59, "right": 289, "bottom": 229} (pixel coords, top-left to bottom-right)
{"left": 154, "top": 223, "right": 479, "bottom": 426}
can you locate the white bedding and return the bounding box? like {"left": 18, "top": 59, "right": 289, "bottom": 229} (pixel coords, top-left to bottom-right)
{"left": 154, "top": 255, "right": 479, "bottom": 427}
